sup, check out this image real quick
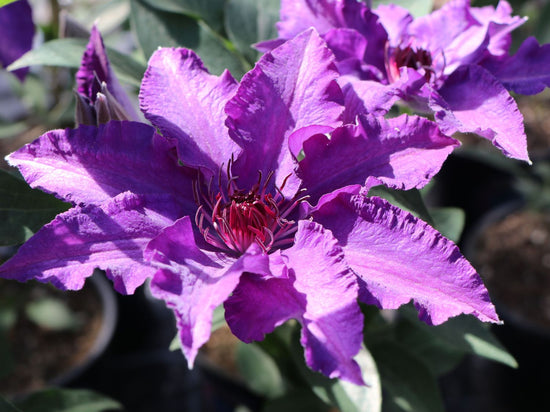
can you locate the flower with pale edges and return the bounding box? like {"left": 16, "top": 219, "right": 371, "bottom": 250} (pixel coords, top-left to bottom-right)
{"left": 0, "top": 29, "right": 499, "bottom": 384}
{"left": 258, "top": 0, "right": 550, "bottom": 163}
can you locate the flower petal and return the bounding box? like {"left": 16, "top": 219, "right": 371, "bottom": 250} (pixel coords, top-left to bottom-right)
{"left": 226, "top": 28, "right": 343, "bottom": 195}
{"left": 225, "top": 220, "right": 364, "bottom": 384}
{"left": 469, "top": 0, "right": 525, "bottom": 56}
{"left": 276, "top": 0, "right": 354, "bottom": 39}
{"left": 145, "top": 216, "right": 271, "bottom": 367}
{"left": 430, "top": 64, "right": 529, "bottom": 162}
{"left": 406, "top": 0, "right": 485, "bottom": 72}
{"left": 481, "top": 36, "right": 550, "bottom": 95}
{"left": 0, "top": 192, "right": 172, "bottom": 293}
{"left": 140, "top": 48, "right": 239, "bottom": 171}
{"left": 373, "top": 4, "right": 413, "bottom": 47}
{"left": 0, "top": 0, "right": 34, "bottom": 81}
{"left": 296, "top": 114, "right": 458, "bottom": 204}
{"left": 312, "top": 192, "right": 500, "bottom": 326}
{"left": 76, "top": 25, "right": 139, "bottom": 120}
{"left": 6, "top": 121, "right": 197, "bottom": 215}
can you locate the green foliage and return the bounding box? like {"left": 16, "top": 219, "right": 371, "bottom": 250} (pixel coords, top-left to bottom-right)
{"left": 7, "top": 38, "right": 146, "bottom": 88}
{"left": 130, "top": 0, "right": 248, "bottom": 77}
{"left": 429, "top": 207, "right": 465, "bottom": 243}
{"left": 25, "top": 297, "right": 82, "bottom": 331}
{"left": 11, "top": 388, "right": 122, "bottom": 412}
{"left": 139, "top": 0, "right": 226, "bottom": 32}
{"left": 0, "top": 169, "right": 69, "bottom": 246}
{"left": 371, "top": 0, "right": 434, "bottom": 17}
{"left": 370, "top": 342, "right": 444, "bottom": 412}
{"left": 368, "top": 186, "right": 434, "bottom": 226}
{"left": 0, "top": 394, "right": 23, "bottom": 412}
{"left": 225, "top": 0, "right": 280, "bottom": 63}
{"left": 0, "top": 0, "right": 17, "bottom": 8}
{"left": 236, "top": 342, "right": 285, "bottom": 398}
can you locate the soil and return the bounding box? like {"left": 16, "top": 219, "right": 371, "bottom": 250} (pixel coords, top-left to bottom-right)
{"left": 473, "top": 208, "right": 550, "bottom": 331}
{"left": 200, "top": 325, "right": 241, "bottom": 379}
{"left": 0, "top": 278, "right": 104, "bottom": 396}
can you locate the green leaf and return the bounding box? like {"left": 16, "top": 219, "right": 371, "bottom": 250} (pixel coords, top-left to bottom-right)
{"left": 369, "top": 341, "right": 445, "bottom": 412}
{"left": 236, "top": 342, "right": 285, "bottom": 398}
{"left": 0, "top": 169, "right": 69, "bottom": 246}
{"left": 263, "top": 390, "right": 333, "bottom": 412}
{"left": 130, "top": 0, "right": 247, "bottom": 77}
{"left": 394, "top": 317, "right": 465, "bottom": 376}
{"left": 288, "top": 324, "right": 382, "bottom": 412}
{"left": 7, "top": 38, "right": 85, "bottom": 70}
{"left": 368, "top": 186, "right": 434, "bottom": 226}
{"left": 140, "top": 0, "right": 226, "bottom": 32}
{"left": 0, "top": 0, "right": 18, "bottom": 7}
{"left": 399, "top": 307, "right": 518, "bottom": 369}
{"left": 7, "top": 38, "right": 146, "bottom": 88}
{"left": 0, "top": 394, "right": 22, "bottom": 412}
{"left": 429, "top": 207, "right": 465, "bottom": 243}
{"left": 25, "top": 297, "right": 82, "bottom": 331}
{"left": 0, "top": 330, "right": 15, "bottom": 379}
{"left": 13, "top": 388, "right": 122, "bottom": 412}
{"left": 371, "top": 0, "right": 434, "bottom": 17}
{"left": 225, "top": 0, "right": 280, "bottom": 63}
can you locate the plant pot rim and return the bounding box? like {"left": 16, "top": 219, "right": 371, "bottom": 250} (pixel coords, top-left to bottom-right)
{"left": 462, "top": 199, "right": 550, "bottom": 340}
{"left": 48, "top": 272, "right": 118, "bottom": 387}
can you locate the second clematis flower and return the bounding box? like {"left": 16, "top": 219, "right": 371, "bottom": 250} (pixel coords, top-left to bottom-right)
{"left": 0, "top": 29, "right": 499, "bottom": 384}
{"left": 259, "top": 0, "right": 550, "bottom": 162}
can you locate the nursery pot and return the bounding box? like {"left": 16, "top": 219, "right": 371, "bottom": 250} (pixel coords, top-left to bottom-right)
{"left": 463, "top": 200, "right": 550, "bottom": 338}
{"left": 461, "top": 200, "right": 550, "bottom": 410}
{"left": 0, "top": 272, "right": 118, "bottom": 397}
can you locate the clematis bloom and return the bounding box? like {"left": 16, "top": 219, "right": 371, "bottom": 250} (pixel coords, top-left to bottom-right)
{"left": 0, "top": 30, "right": 499, "bottom": 384}
{"left": 259, "top": 0, "right": 549, "bottom": 162}
{"left": 0, "top": 0, "right": 34, "bottom": 81}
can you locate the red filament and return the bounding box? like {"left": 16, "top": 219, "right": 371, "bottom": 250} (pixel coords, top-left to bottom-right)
{"left": 194, "top": 166, "right": 306, "bottom": 255}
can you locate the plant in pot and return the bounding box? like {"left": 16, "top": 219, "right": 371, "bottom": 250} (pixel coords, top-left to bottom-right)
{"left": 456, "top": 135, "right": 550, "bottom": 410}
{"left": 2, "top": 0, "right": 547, "bottom": 411}
{"left": 0, "top": 171, "right": 121, "bottom": 411}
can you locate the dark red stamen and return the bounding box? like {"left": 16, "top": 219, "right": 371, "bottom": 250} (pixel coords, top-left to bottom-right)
{"left": 193, "top": 164, "right": 306, "bottom": 255}
{"left": 386, "top": 45, "right": 434, "bottom": 82}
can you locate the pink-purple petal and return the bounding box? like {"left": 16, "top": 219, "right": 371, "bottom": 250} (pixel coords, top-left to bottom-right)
{"left": 312, "top": 192, "right": 500, "bottom": 326}
{"left": 140, "top": 48, "right": 239, "bottom": 171}
{"left": 430, "top": 64, "right": 529, "bottom": 162}
{"left": 6, "top": 121, "right": 197, "bottom": 215}
{"left": 225, "top": 28, "right": 344, "bottom": 195}
{"left": 0, "top": 192, "right": 170, "bottom": 293}
{"left": 481, "top": 36, "right": 550, "bottom": 95}
{"left": 469, "top": 0, "right": 526, "bottom": 56}
{"left": 297, "top": 114, "right": 458, "bottom": 204}
{"left": 276, "top": 0, "right": 348, "bottom": 40}
{"left": 224, "top": 271, "right": 303, "bottom": 343}
{"left": 146, "top": 216, "right": 271, "bottom": 367}
{"left": 226, "top": 220, "right": 364, "bottom": 384}
{"left": 373, "top": 4, "right": 412, "bottom": 47}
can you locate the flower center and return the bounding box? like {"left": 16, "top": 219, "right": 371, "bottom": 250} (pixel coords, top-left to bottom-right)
{"left": 194, "top": 168, "right": 305, "bottom": 255}
{"left": 386, "top": 45, "right": 434, "bottom": 83}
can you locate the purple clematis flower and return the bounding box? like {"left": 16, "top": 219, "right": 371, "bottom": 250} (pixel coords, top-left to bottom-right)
{"left": 0, "top": 0, "right": 34, "bottom": 81}
{"left": 74, "top": 25, "right": 139, "bottom": 125}
{"left": 0, "top": 29, "right": 499, "bottom": 384}
{"left": 259, "top": 0, "right": 548, "bottom": 162}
